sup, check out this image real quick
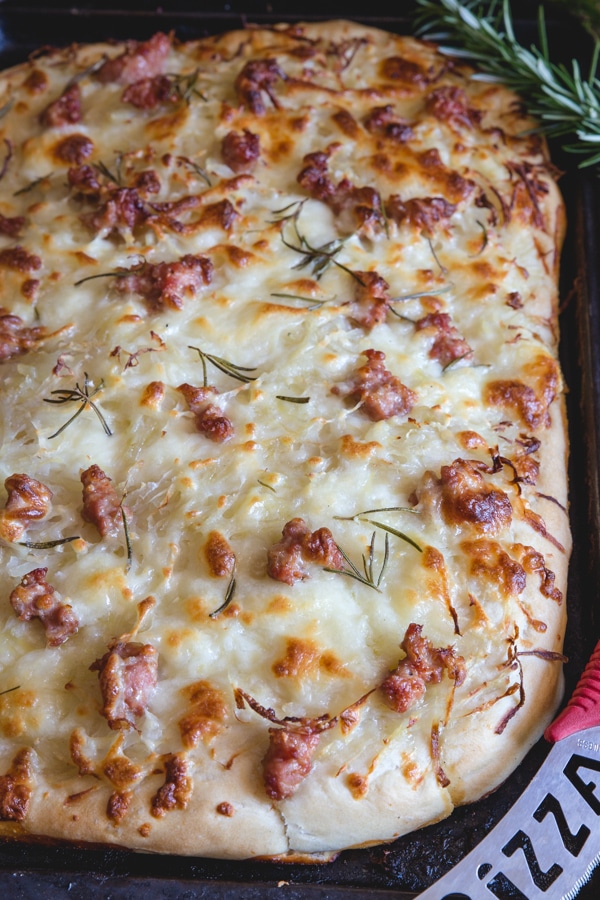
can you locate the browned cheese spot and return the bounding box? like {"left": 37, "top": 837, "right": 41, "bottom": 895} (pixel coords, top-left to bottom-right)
{"left": 346, "top": 772, "right": 369, "bottom": 799}
{"left": 272, "top": 637, "right": 350, "bottom": 680}
{"left": 178, "top": 680, "right": 228, "bottom": 748}
{"left": 461, "top": 539, "right": 527, "bottom": 597}
{"left": 485, "top": 354, "right": 560, "bottom": 430}
{"left": 204, "top": 531, "right": 235, "bottom": 578}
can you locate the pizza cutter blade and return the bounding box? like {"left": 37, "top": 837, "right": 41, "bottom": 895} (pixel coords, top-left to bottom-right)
{"left": 418, "top": 640, "right": 600, "bottom": 899}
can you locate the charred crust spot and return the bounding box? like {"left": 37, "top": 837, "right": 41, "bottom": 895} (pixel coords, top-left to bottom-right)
{"left": 216, "top": 801, "right": 234, "bottom": 816}
{"left": 0, "top": 748, "right": 34, "bottom": 821}
{"left": 150, "top": 753, "right": 193, "bottom": 817}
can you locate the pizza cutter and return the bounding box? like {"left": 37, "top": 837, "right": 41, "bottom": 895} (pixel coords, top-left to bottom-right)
{"left": 418, "top": 640, "right": 600, "bottom": 899}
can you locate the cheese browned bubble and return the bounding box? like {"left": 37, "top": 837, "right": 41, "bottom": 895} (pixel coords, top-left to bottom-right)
{"left": 0, "top": 21, "right": 569, "bottom": 858}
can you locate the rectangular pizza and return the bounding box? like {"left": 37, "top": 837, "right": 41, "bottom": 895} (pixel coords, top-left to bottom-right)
{"left": 0, "top": 18, "right": 570, "bottom": 860}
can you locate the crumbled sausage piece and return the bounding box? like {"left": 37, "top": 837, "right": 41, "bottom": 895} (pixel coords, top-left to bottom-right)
{"left": 90, "top": 640, "right": 158, "bottom": 730}
{"left": 385, "top": 196, "right": 456, "bottom": 232}
{"left": 263, "top": 727, "right": 321, "bottom": 801}
{"left": 234, "top": 58, "right": 285, "bottom": 114}
{"left": 114, "top": 254, "right": 213, "bottom": 312}
{"left": 332, "top": 349, "right": 416, "bottom": 421}
{"left": 0, "top": 214, "right": 25, "bottom": 237}
{"left": 80, "top": 464, "right": 124, "bottom": 538}
{"left": 177, "top": 383, "right": 233, "bottom": 443}
{"left": 267, "top": 517, "right": 344, "bottom": 585}
{"left": 380, "top": 623, "right": 466, "bottom": 713}
{"left": 54, "top": 133, "right": 94, "bottom": 165}
{"left": 415, "top": 312, "right": 472, "bottom": 367}
{"left": 67, "top": 164, "right": 101, "bottom": 196}
{"left": 81, "top": 187, "right": 149, "bottom": 237}
{"left": 0, "top": 246, "right": 41, "bottom": 273}
{"left": 425, "top": 86, "right": 481, "bottom": 130}
{"left": 9, "top": 567, "right": 79, "bottom": 647}
{"left": 347, "top": 271, "right": 390, "bottom": 330}
{"left": 40, "top": 83, "right": 81, "bottom": 127}
{"left": 0, "top": 473, "right": 53, "bottom": 542}
{"left": 221, "top": 129, "right": 260, "bottom": 173}
{"left": 122, "top": 74, "right": 178, "bottom": 109}
{"left": 363, "top": 104, "right": 414, "bottom": 143}
{"left": 96, "top": 33, "right": 171, "bottom": 85}
{"left": 0, "top": 308, "right": 47, "bottom": 362}
{"left": 297, "top": 147, "right": 383, "bottom": 232}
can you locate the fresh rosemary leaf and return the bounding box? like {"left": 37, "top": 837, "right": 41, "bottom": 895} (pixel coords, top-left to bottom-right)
{"left": 93, "top": 158, "right": 122, "bottom": 186}
{"left": 257, "top": 479, "right": 277, "bottom": 492}
{"left": 416, "top": 0, "right": 600, "bottom": 171}
{"left": 276, "top": 395, "right": 310, "bottom": 403}
{"left": 14, "top": 172, "right": 53, "bottom": 196}
{"left": 0, "top": 685, "right": 20, "bottom": 697}
{"left": 170, "top": 69, "right": 208, "bottom": 104}
{"left": 177, "top": 156, "right": 212, "bottom": 186}
{"left": 325, "top": 533, "right": 388, "bottom": 592}
{"left": 362, "top": 519, "right": 423, "bottom": 553}
{"left": 269, "top": 292, "right": 329, "bottom": 310}
{"left": 121, "top": 505, "right": 133, "bottom": 573}
{"left": 473, "top": 219, "right": 489, "bottom": 256}
{"left": 209, "top": 570, "right": 237, "bottom": 618}
{"left": 18, "top": 536, "right": 80, "bottom": 549}
{"left": 188, "top": 346, "right": 257, "bottom": 385}
{"left": 335, "top": 506, "right": 419, "bottom": 521}
{"left": 74, "top": 258, "right": 145, "bottom": 287}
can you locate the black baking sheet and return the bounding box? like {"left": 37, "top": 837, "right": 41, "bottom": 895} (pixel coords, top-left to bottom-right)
{"left": 0, "top": 2, "right": 599, "bottom": 896}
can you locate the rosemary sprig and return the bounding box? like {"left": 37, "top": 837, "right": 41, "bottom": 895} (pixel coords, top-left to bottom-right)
{"left": 257, "top": 479, "right": 277, "bottom": 492}
{"left": 416, "top": 0, "right": 600, "bottom": 169}
{"left": 362, "top": 519, "right": 423, "bottom": 553}
{"left": 44, "top": 373, "right": 112, "bottom": 439}
{"left": 325, "top": 532, "right": 389, "bottom": 592}
{"left": 281, "top": 209, "right": 361, "bottom": 283}
{"left": 389, "top": 285, "right": 453, "bottom": 303}
{"left": 209, "top": 568, "right": 237, "bottom": 618}
{"left": 93, "top": 156, "right": 123, "bottom": 186}
{"left": 269, "top": 292, "right": 330, "bottom": 311}
{"left": 268, "top": 199, "right": 306, "bottom": 223}
{"left": 74, "top": 257, "right": 146, "bottom": 287}
{"left": 121, "top": 504, "right": 133, "bottom": 573}
{"left": 188, "top": 346, "right": 257, "bottom": 386}
{"left": 177, "top": 156, "right": 212, "bottom": 187}
{"left": 13, "top": 172, "right": 53, "bottom": 196}
{"left": 0, "top": 685, "right": 20, "bottom": 697}
{"left": 169, "top": 69, "right": 208, "bottom": 104}
{"left": 18, "top": 536, "right": 80, "bottom": 549}
{"left": 335, "top": 505, "right": 419, "bottom": 521}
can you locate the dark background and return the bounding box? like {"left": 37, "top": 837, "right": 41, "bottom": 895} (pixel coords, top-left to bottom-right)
{"left": 0, "top": 1, "right": 599, "bottom": 897}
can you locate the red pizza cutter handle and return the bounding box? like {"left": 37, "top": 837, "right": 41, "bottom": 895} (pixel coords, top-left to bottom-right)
{"left": 545, "top": 639, "right": 600, "bottom": 742}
